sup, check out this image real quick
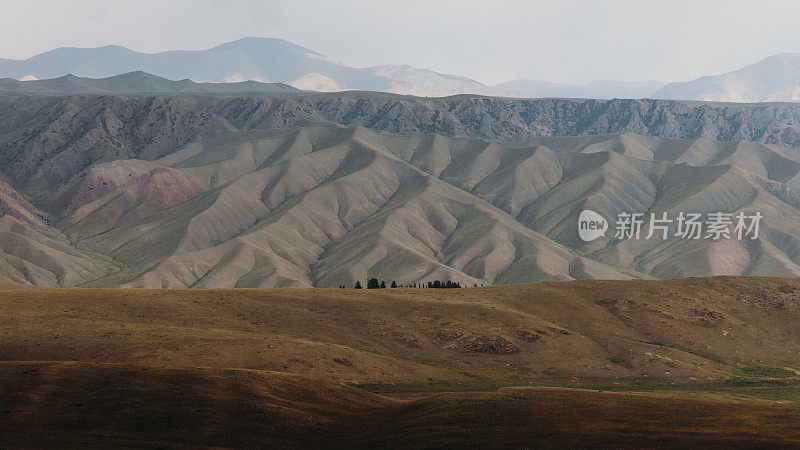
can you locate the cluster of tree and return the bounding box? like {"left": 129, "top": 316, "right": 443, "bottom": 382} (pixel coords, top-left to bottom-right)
{"left": 426, "top": 280, "right": 461, "bottom": 288}
{"left": 350, "top": 278, "right": 392, "bottom": 289}
{"left": 346, "top": 279, "right": 466, "bottom": 289}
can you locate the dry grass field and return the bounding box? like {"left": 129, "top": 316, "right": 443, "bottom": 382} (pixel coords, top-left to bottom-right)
{"left": 4, "top": 276, "right": 800, "bottom": 446}
{"left": 3, "top": 361, "right": 800, "bottom": 448}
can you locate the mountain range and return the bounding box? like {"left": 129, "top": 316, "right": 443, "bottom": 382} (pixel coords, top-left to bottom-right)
{"left": 3, "top": 92, "right": 800, "bottom": 286}
{"left": 5, "top": 38, "right": 800, "bottom": 101}
{"left": 0, "top": 38, "right": 509, "bottom": 97}
{"left": 0, "top": 71, "right": 297, "bottom": 95}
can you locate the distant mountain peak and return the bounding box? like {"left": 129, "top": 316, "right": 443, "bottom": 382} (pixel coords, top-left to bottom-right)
{"left": 211, "top": 36, "right": 322, "bottom": 55}
{"left": 0, "top": 38, "right": 512, "bottom": 97}
{"left": 653, "top": 52, "right": 800, "bottom": 102}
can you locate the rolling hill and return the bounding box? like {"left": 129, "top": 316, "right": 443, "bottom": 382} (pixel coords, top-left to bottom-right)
{"left": 3, "top": 91, "right": 800, "bottom": 287}
{"left": 69, "top": 126, "right": 628, "bottom": 288}
{"left": 4, "top": 278, "right": 800, "bottom": 446}
{"left": 4, "top": 277, "right": 800, "bottom": 382}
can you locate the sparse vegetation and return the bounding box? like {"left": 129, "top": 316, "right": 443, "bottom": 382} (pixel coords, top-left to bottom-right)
{"left": 3, "top": 277, "right": 800, "bottom": 445}
{"left": 738, "top": 366, "right": 796, "bottom": 379}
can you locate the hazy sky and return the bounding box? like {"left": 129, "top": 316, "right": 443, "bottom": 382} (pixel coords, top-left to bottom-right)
{"left": 2, "top": 0, "right": 800, "bottom": 85}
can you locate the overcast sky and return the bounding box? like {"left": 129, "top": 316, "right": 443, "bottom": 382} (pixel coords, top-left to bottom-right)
{"left": 2, "top": 0, "right": 800, "bottom": 85}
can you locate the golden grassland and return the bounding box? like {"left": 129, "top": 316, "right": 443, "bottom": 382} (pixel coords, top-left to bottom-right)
{"left": 4, "top": 276, "right": 800, "bottom": 446}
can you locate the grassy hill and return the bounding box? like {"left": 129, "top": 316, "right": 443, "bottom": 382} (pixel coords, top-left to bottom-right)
{"left": 4, "top": 277, "right": 800, "bottom": 382}
{"left": 4, "top": 277, "right": 800, "bottom": 446}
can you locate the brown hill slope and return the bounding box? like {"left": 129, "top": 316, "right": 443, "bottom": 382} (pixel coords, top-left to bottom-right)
{"left": 62, "top": 166, "right": 208, "bottom": 235}
{"left": 2, "top": 361, "right": 800, "bottom": 448}
{"left": 3, "top": 277, "right": 800, "bottom": 383}
{"left": 0, "top": 362, "right": 392, "bottom": 448}
{"left": 5, "top": 278, "right": 800, "bottom": 446}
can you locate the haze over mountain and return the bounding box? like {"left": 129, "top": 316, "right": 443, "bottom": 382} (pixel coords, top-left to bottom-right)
{"left": 7, "top": 38, "right": 800, "bottom": 102}
{"left": 654, "top": 53, "right": 800, "bottom": 102}
{"left": 0, "top": 71, "right": 297, "bottom": 95}
{"left": 0, "top": 37, "right": 511, "bottom": 97}
{"left": 0, "top": 37, "right": 667, "bottom": 99}
{"left": 497, "top": 78, "right": 666, "bottom": 99}
{"left": 2, "top": 92, "right": 800, "bottom": 287}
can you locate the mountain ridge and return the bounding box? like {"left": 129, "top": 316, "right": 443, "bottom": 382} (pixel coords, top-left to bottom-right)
{"left": 0, "top": 37, "right": 510, "bottom": 97}
{"left": 8, "top": 38, "right": 800, "bottom": 101}
{"left": 497, "top": 78, "right": 666, "bottom": 100}
{"left": 1, "top": 100, "right": 800, "bottom": 286}
{"left": 654, "top": 53, "right": 800, "bottom": 102}
{"left": 6, "top": 93, "right": 800, "bottom": 194}
{"left": 0, "top": 93, "right": 800, "bottom": 287}
{"left": 0, "top": 71, "right": 298, "bottom": 95}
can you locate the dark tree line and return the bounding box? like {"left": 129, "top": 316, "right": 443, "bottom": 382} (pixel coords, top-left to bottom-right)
{"left": 344, "top": 279, "right": 467, "bottom": 289}
{"left": 426, "top": 280, "right": 461, "bottom": 288}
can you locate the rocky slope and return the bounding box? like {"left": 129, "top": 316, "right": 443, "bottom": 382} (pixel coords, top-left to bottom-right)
{"left": 4, "top": 94, "right": 800, "bottom": 156}
{"left": 82, "top": 126, "right": 625, "bottom": 288}
{"left": 2, "top": 93, "right": 800, "bottom": 286}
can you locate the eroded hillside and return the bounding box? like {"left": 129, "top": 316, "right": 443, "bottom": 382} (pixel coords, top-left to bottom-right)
{"left": 2, "top": 94, "right": 800, "bottom": 286}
